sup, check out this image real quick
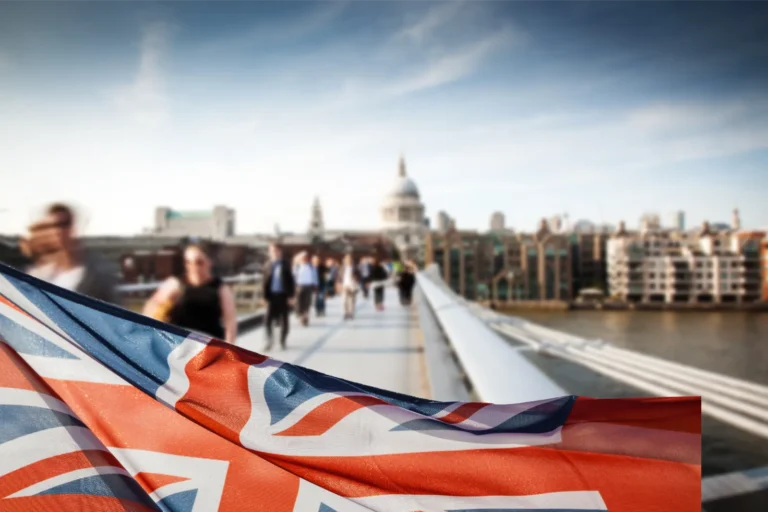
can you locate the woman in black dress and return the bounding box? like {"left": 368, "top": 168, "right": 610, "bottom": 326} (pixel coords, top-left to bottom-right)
{"left": 144, "top": 244, "right": 238, "bottom": 343}
{"left": 369, "top": 256, "right": 389, "bottom": 311}
{"left": 397, "top": 263, "right": 416, "bottom": 306}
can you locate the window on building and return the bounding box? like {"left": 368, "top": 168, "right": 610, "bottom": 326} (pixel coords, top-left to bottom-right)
{"left": 732, "top": 284, "right": 738, "bottom": 291}
{"left": 649, "top": 272, "right": 655, "bottom": 278}
{"left": 707, "top": 273, "right": 712, "bottom": 278}
{"left": 649, "top": 284, "right": 656, "bottom": 290}
{"left": 695, "top": 262, "right": 703, "bottom": 268}
{"left": 697, "top": 284, "right": 702, "bottom": 290}
{"left": 695, "top": 272, "right": 702, "bottom": 278}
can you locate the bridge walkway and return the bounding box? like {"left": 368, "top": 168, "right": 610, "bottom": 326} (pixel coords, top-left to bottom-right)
{"left": 236, "top": 285, "right": 430, "bottom": 398}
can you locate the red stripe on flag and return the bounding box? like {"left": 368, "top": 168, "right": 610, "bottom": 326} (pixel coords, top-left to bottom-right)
{"left": 439, "top": 402, "right": 490, "bottom": 424}
{"left": 263, "top": 445, "right": 700, "bottom": 512}
{"left": 134, "top": 472, "right": 189, "bottom": 494}
{"left": 567, "top": 396, "right": 702, "bottom": 434}
{"left": 274, "top": 395, "right": 389, "bottom": 437}
{"left": 0, "top": 450, "right": 123, "bottom": 499}
{"left": 0, "top": 496, "right": 157, "bottom": 512}
{"left": 0, "top": 343, "right": 50, "bottom": 393}
{"left": 176, "top": 340, "right": 267, "bottom": 440}
{"left": 42, "top": 379, "right": 300, "bottom": 512}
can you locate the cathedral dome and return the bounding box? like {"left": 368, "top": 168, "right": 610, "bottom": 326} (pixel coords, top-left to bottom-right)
{"left": 386, "top": 156, "right": 420, "bottom": 199}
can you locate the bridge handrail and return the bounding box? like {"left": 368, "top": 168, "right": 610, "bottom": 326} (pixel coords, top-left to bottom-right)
{"left": 416, "top": 265, "right": 565, "bottom": 404}
{"left": 117, "top": 273, "right": 262, "bottom": 293}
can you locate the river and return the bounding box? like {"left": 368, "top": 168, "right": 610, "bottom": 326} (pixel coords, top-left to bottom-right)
{"left": 509, "top": 309, "right": 768, "bottom": 385}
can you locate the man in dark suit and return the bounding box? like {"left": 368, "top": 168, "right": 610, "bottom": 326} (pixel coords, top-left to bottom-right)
{"left": 262, "top": 243, "right": 295, "bottom": 351}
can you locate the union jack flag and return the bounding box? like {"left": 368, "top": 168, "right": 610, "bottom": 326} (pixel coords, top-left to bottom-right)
{"left": 0, "top": 263, "right": 701, "bottom": 511}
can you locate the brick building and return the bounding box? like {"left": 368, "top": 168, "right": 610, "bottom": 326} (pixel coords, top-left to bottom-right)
{"left": 424, "top": 219, "right": 573, "bottom": 302}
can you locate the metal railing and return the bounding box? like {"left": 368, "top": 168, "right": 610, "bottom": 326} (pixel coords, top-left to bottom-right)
{"left": 416, "top": 265, "right": 565, "bottom": 404}
{"left": 483, "top": 306, "right": 768, "bottom": 443}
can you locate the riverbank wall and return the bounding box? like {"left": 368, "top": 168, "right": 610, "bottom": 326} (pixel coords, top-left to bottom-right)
{"left": 481, "top": 300, "right": 768, "bottom": 312}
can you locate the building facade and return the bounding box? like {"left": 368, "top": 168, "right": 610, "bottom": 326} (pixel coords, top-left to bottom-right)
{"left": 607, "top": 222, "right": 764, "bottom": 304}
{"left": 380, "top": 156, "right": 427, "bottom": 263}
{"left": 762, "top": 240, "right": 768, "bottom": 302}
{"left": 489, "top": 212, "right": 505, "bottom": 232}
{"left": 424, "top": 219, "right": 573, "bottom": 302}
{"left": 435, "top": 211, "right": 451, "bottom": 232}
{"left": 571, "top": 232, "right": 608, "bottom": 295}
{"left": 670, "top": 211, "right": 686, "bottom": 231}
{"left": 153, "top": 206, "right": 235, "bottom": 240}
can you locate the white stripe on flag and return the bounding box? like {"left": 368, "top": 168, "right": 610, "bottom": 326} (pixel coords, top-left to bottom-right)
{"left": 0, "top": 387, "right": 75, "bottom": 417}
{"left": 109, "top": 448, "right": 230, "bottom": 512}
{"left": 354, "top": 490, "right": 608, "bottom": 511}
{"left": 7, "top": 466, "right": 132, "bottom": 498}
{"left": 292, "top": 479, "right": 373, "bottom": 512}
{"left": 155, "top": 334, "right": 209, "bottom": 409}
{"left": 0, "top": 426, "right": 109, "bottom": 476}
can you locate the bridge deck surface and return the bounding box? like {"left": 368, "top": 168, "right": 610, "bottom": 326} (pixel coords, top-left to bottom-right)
{"left": 237, "top": 286, "right": 429, "bottom": 398}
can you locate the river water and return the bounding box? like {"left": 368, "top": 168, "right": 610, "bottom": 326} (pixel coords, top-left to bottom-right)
{"left": 510, "top": 309, "right": 768, "bottom": 385}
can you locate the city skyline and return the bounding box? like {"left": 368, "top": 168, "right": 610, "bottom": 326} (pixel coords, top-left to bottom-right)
{"left": 1, "top": 1, "right": 767, "bottom": 236}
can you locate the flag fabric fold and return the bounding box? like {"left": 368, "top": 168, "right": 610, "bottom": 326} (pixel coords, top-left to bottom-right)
{"left": 0, "top": 264, "right": 701, "bottom": 511}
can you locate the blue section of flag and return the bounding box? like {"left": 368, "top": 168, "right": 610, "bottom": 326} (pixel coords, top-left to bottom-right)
{"left": 0, "top": 313, "right": 78, "bottom": 359}
{"left": 391, "top": 396, "right": 576, "bottom": 435}
{"left": 263, "top": 362, "right": 450, "bottom": 426}
{"left": 5, "top": 273, "right": 189, "bottom": 398}
{"left": 157, "top": 489, "right": 198, "bottom": 512}
{"left": 0, "top": 405, "right": 86, "bottom": 445}
{"left": 38, "top": 473, "right": 160, "bottom": 511}
{"left": 318, "top": 504, "right": 337, "bottom": 512}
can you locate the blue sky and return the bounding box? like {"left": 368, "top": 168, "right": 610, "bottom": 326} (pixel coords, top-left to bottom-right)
{"left": 1, "top": 1, "right": 767, "bottom": 235}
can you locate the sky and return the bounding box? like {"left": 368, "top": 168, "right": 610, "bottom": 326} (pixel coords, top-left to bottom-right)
{"left": 1, "top": 1, "right": 767, "bottom": 236}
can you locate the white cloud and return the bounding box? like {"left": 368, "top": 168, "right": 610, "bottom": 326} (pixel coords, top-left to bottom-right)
{"left": 396, "top": 1, "right": 466, "bottom": 43}
{"left": 112, "top": 22, "right": 171, "bottom": 128}
{"left": 385, "top": 30, "right": 517, "bottom": 97}
{"left": 625, "top": 101, "right": 756, "bottom": 133}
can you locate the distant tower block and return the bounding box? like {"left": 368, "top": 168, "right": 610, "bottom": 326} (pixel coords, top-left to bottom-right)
{"left": 732, "top": 208, "right": 741, "bottom": 231}
{"left": 308, "top": 196, "right": 325, "bottom": 239}
{"left": 490, "top": 211, "right": 505, "bottom": 231}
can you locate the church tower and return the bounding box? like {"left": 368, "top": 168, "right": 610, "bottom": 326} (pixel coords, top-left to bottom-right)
{"left": 308, "top": 196, "right": 325, "bottom": 240}
{"left": 380, "top": 155, "right": 426, "bottom": 263}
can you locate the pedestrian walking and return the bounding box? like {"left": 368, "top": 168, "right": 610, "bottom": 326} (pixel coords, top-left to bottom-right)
{"left": 358, "top": 257, "right": 372, "bottom": 299}
{"left": 337, "top": 254, "right": 360, "bottom": 320}
{"left": 144, "top": 243, "right": 237, "bottom": 343}
{"left": 25, "top": 203, "right": 117, "bottom": 304}
{"left": 325, "top": 258, "right": 338, "bottom": 298}
{"left": 293, "top": 252, "right": 316, "bottom": 326}
{"left": 262, "top": 243, "right": 295, "bottom": 351}
{"left": 369, "top": 256, "right": 388, "bottom": 311}
{"left": 312, "top": 255, "right": 327, "bottom": 317}
{"left": 397, "top": 263, "right": 416, "bottom": 306}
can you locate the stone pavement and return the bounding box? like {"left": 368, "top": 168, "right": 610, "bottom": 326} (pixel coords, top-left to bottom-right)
{"left": 236, "top": 286, "right": 430, "bottom": 398}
